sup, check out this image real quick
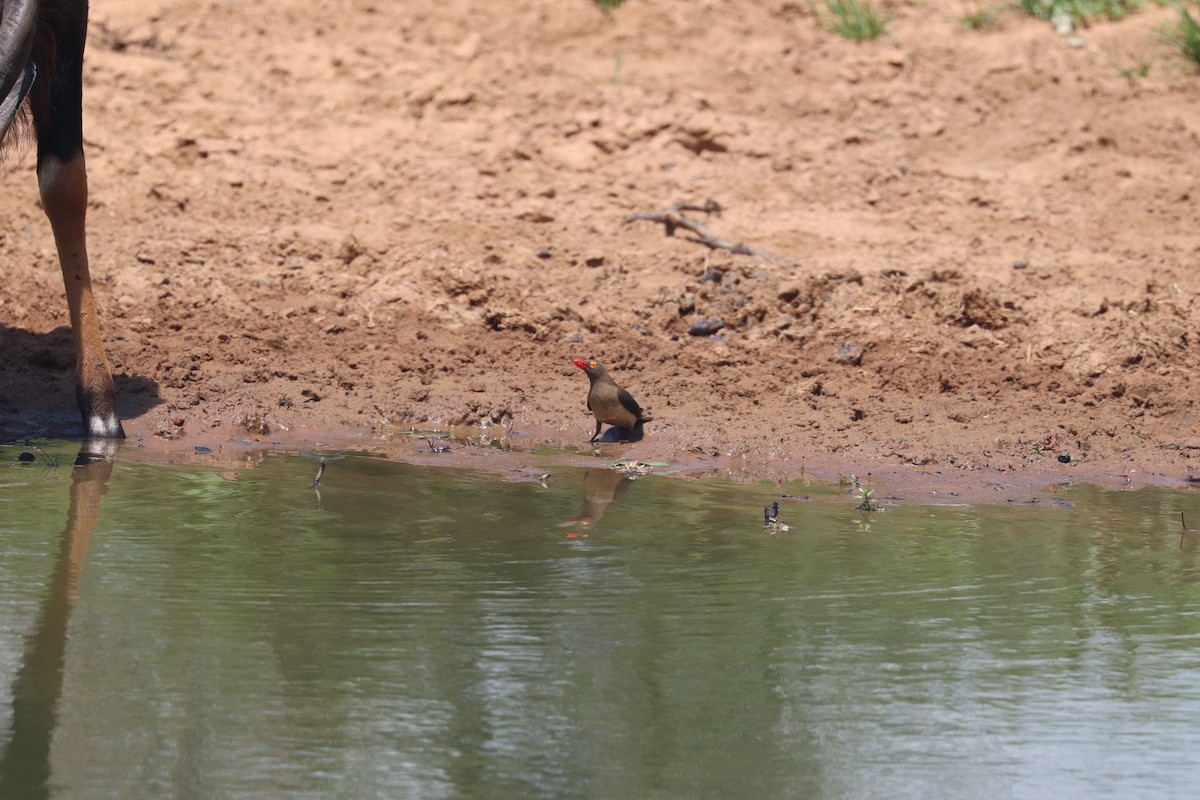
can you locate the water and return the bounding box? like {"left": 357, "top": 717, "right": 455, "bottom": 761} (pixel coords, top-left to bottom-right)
{"left": 2, "top": 442, "right": 1200, "bottom": 799}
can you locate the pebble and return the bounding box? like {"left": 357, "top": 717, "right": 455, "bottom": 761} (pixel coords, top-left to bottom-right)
{"left": 835, "top": 342, "right": 864, "bottom": 366}
{"left": 688, "top": 317, "right": 725, "bottom": 337}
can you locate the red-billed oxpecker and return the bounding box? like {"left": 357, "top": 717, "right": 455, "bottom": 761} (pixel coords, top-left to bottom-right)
{"left": 1, "top": 0, "right": 123, "bottom": 437}
{"left": 572, "top": 357, "right": 649, "bottom": 443}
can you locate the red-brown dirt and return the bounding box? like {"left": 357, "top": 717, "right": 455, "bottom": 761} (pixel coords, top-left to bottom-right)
{"left": 2, "top": 0, "right": 1199, "bottom": 500}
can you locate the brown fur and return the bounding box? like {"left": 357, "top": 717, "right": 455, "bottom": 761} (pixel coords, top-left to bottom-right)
{"left": 2, "top": 0, "right": 124, "bottom": 437}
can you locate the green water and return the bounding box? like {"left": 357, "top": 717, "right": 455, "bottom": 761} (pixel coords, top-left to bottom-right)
{"left": 2, "top": 442, "right": 1200, "bottom": 799}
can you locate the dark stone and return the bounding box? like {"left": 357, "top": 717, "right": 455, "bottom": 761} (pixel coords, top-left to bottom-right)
{"left": 688, "top": 317, "right": 725, "bottom": 337}
{"left": 835, "top": 342, "right": 864, "bottom": 366}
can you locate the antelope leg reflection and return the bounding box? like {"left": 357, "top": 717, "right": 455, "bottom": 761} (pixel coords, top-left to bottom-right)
{"left": 0, "top": 442, "right": 115, "bottom": 797}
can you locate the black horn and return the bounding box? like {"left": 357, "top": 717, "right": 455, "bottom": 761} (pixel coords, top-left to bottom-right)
{"left": 0, "top": 0, "right": 39, "bottom": 135}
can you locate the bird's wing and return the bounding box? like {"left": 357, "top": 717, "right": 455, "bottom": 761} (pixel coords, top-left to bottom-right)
{"left": 617, "top": 386, "right": 642, "bottom": 418}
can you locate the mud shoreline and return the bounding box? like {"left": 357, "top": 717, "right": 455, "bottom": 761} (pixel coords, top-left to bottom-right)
{"left": 2, "top": 1, "right": 1198, "bottom": 505}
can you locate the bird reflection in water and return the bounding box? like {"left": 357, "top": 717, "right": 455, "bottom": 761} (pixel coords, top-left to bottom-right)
{"left": 562, "top": 468, "right": 635, "bottom": 538}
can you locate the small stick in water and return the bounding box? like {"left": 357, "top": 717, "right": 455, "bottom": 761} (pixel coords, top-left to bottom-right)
{"left": 312, "top": 457, "right": 327, "bottom": 489}
{"left": 1181, "top": 511, "right": 1189, "bottom": 550}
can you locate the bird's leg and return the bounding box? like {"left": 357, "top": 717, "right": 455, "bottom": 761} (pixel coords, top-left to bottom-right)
{"left": 589, "top": 421, "right": 602, "bottom": 443}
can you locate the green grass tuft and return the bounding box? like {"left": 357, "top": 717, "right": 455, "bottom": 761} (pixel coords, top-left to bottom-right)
{"left": 1114, "top": 55, "right": 1153, "bottom": 81}
{"left": 823, "top": 0, "right": 892, "bottom": 40}
{"left": 960, "top": 2, "right": 1006, "bottom": 29}
{"left": 1165, "top": 3, "right": 1200, "bottom": 69}
{"left": 1016, "top": 0, "right": 1141, "bottom": 23}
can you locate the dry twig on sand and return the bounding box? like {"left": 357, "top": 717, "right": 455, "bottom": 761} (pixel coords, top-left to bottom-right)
{"left": 625, "top": 200, "right": 795, "bottom": 266}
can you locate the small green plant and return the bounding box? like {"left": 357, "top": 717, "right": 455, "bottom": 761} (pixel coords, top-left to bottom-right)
{"left": 1029, "top": 434, "right": 1057, "bottom": 458}
{"left": 855, "top": 485, "right": 880, "bottom": 512}
{"left": 823, "top": 0, "right": 892, "bottom": 41}
{"left": 1103, "top": 34, "right": 1155, "bottom": 82}
{"left": 960, "top": 2, "right": 1005, "bottom": 29}
{"left": 594, "top": 0, "right": 626, "bottom": 8}
{"left": 1115, "top": 56, "right": 1153, "bottom": 82}
{"left": 1016, "top": 0, "right": 1140, "bottom": 24}
{"left": 1163, "top": 3, "right": 1200, "bottom": 69}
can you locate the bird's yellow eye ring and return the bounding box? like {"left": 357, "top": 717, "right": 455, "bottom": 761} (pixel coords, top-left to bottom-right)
{"left": 589, "top": 360, "right": 597, "bottom": 369}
